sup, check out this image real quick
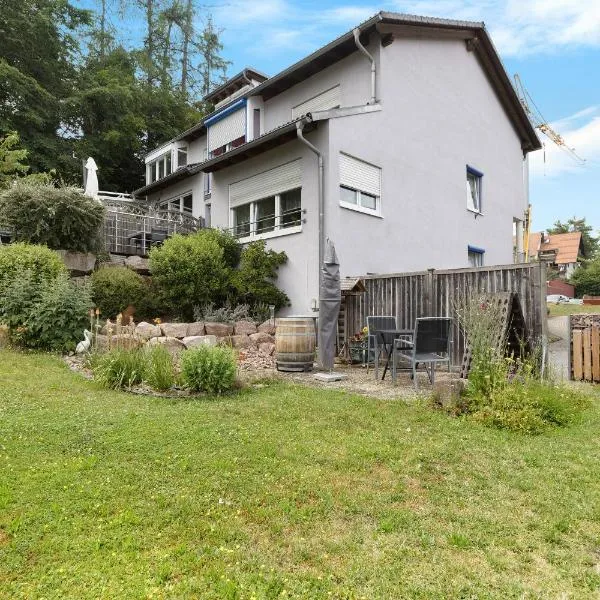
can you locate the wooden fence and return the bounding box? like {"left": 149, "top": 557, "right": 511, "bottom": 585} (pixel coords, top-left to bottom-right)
{"left": 569, "top": 314, "right": 600, "bottom": 382}
{"left": 345, "top": 262, "right": 547, "bottom": 366}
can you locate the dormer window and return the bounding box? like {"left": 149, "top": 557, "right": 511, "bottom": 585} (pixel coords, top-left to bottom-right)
{"left": 147, "top": 151, "right": 172, "bottom": 183}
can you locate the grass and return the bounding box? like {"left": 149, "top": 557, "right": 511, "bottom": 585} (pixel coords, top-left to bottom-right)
{"left": 548, "top": 303, "right": 600, "bottom": 317}
{"left": 1, "top": 349, "right": 600, "bottom": 598}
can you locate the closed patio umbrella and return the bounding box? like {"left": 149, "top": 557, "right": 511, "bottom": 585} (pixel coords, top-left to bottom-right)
{"left": 84, "top": 157, "right": 99, "bottom": 198}
{"left": 318, "top": 238, "right": 341, "bottom": 370}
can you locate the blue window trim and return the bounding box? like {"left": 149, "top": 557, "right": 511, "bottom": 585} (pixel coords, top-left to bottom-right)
{"left": 468, "top": 245, "right": 485, "bottom": 255}
{"left": 466, "top": 164, "right": 483, "bottom": 213}
{"left": 205, "top": 98, "right": 247, "bottom": 127}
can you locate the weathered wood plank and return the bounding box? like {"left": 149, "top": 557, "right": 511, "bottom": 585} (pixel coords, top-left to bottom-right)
{"left": 584, "top": 327, "right": 592, "bottom": 381}
{"left": 592, "top": 326, "right": 600, "bottom": 382}
{"left": 573, "top": 329, "right": 583, "bottom": 381}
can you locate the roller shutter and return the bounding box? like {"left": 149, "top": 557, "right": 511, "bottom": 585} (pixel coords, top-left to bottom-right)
{"left": 292, "top": 85, "right": 341, "bottom": 119}
{"left": 339, "top": 153, "right": 381, "bottom": 196}
{"left": 230, "top": 160, "right": 301, "bottom": 208}
{"left": 208, "top": 107, "right": 246, "bottom": 152}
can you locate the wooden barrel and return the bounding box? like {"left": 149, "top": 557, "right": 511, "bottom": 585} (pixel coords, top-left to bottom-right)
{"left": 275, "top": 317, "right": 316, "bottom": 372}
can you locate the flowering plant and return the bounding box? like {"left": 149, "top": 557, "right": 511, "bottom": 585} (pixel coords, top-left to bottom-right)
{"left": 351, "top": 326, "right": 369, "bottom": 343}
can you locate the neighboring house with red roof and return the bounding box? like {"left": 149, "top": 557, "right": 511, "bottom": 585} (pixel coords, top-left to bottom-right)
{"left": 528, "top": 231, "right": 584, "bottom": 279}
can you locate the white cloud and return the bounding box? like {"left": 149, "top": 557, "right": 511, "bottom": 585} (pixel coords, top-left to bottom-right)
{"left": 393, "top": 0, "right": 600, "bottom": 56}
{"left": 529, "top": 106, "right": 600, "bottom": 178}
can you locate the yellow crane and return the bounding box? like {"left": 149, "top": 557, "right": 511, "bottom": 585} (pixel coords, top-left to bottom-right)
{"left": 513, "top": 74, "right": 586, "bottom": 262}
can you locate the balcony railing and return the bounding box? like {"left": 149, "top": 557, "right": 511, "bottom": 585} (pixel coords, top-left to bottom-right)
{"left": 99, "top": 195, "right": 203, "bottom": 256}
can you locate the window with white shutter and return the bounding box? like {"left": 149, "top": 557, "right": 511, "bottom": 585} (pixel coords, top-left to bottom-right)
{"left": 207, "top": 101, "right": 247, "bottom": 155}
{"left": 229, "top": 160, "right": 303, "bottom": 240}
{"left": 291, "top": 85, "right": 341, "bottom": 119}
{"left": 339, "top": 153, "right": 381, "bottom": 216}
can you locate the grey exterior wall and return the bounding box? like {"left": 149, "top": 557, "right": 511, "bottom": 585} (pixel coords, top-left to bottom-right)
{"left": 142, "top": 30, "right": 530, "bottom": 315}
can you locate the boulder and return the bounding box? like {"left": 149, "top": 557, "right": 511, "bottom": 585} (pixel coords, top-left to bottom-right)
{"left": 257, "top": 320, "right": 276, "bottom": 335}
{"left": 249, "top": 332, "right": 274, "bottom": 345}
{"left": 259, "top": 342, "right": 276, "bottom": 356}
{"left": 147, "top": 336, "right": 186, "bottom": 356}
{"left": 182, "top": 335, "right": 217, "bottom": 348}
{"left": 0, "top": 324, "right": 9, "bottom": 349}
{"left": 205, "top": 322, "right": 234, "bottom": 337}
{"left": 94, "top": 334, "right": 109, "bottom": 350}
{"left": 234, "top": 320, "right": 257, "bottom": 336}
{"left": 100, "top": 320, "right": 115, "bottom": 336}
{"left": 124, "top": 255, "right": 150, "bottom": 274}
{"left": 57, "top": 250, "right": 96, "bottom": 275}
{"left": 160, "top": 322, "right": 189, "bottom": 339}
{"left": 111, "top": 334, "right": 142, "bottom": 350}
{"left": 187, "top": 321, "right": 206, "bottom": 336}
{"left": 232, "top": 334, "right": 253, "bottom": 349}
{"left": 135, "top": 321, "right": 162, "bottom": 340}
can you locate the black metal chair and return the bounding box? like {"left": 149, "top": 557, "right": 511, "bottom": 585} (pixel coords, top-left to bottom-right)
{"left": 366, "top": 315, "right": 397, "bottom": 377}
{"left": 392, "top": 317, "right": 452, "bottom": 388}
{"left": 150, "top": 227, "right": 168, "bottom": 246}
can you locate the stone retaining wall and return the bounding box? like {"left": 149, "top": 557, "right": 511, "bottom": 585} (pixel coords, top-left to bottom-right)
{"left": 98, "top": 319, "right": 276, "bottom": 355}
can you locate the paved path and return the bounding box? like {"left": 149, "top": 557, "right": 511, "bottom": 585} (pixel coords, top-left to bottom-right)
{"left": 548, "top": 316, "right": 569, "bottom": 380}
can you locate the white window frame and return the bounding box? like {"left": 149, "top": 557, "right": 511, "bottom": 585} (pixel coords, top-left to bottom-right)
{"left": 176, "top": 146, "right": 188, "bottom": 169}
{"left": 147, "top": 150, "right": 173, "bottom": 184}
{"left": 158, "top": 191, "right": 193, "bottom": 215}
{"left": 466, "top": 165, "right": 483, "bottom": 214}
{"left": 230, "top": 187, "right": 302, "bottom": 242}
{"left": 339, "top": 153, "right": 382, "bottom": 217}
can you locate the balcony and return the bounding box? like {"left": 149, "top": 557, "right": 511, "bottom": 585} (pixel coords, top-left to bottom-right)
{"left": 98, "top": 192, "right": 203, "bottom": 256}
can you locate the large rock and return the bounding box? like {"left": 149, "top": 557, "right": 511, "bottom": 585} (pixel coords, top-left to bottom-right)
{"left": 147, "top": 336, "right": 186, "bottom": 356}
{"left": 124, "top": 255, "right": 150, "bottom": 274}
{"left": 234, "top": 320, "right": 257, "bottom": 336}
{"left": 57, "top": 250, "right": 96, "bottom": 275}
{"left": 94, "top": 334, "right": 109, "bottom": 350}
{"left": 0, "top": 324, "right": 9, "bottom": 349}
{"left": 232, "top": 334, "right": 253, "bottom": 349}
{"left": 100, "top": 320, "right": 115, "bottom": 336}
{"left": 182, "top": 335, "right": 217, "bottom": 348}
{"left": 259, "top": 342, "right": 276, "bottom": 356}
{"left": 249, "top": 332, "right": 274, "bottom": 345}
{"left": 111, "top": 334, "right": 142, "bottom": 350}
{"left": 205, "top": 322, "right": 234, "bottom": 337}
{"left": 258, "top": 320, "right": 276, "bottom": 335}
{"left": 135, "top": 321, "right": 162, "bottom": 340}
{"left": 187, "top": 321, "right": 205, "bottom": 336}
{"left": 160, "top": 322, "right": 189, "bottom": 339}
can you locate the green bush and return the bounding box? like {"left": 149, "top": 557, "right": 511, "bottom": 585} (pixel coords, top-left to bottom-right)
{"left": 1, "top": 270, "right": 92, "bottom": 352}
{"left": 0, "top": 242, "right": 66, "bottom": 289}
{"left": 181, "top": 345, "right": 237, "bottom": 394}
{"left": 232, "top": 240, "right": 289, "bottom": 310}
{"left": 570, "top": 258, "right": 600, "bottom": 297}
{"left": 92, "top": 348, "right": 148, "bottom": 389}
{"left": 149, "top": 231, "right": 229, "bottom": 320}
{"left": 0, "top": 181, "right": 105, "bottom": 252}
{"left": 144, "top": 345, "right": 175, "bottom": 391}
{"left": 91, "top": 266, "right": 147, "bottom": 319}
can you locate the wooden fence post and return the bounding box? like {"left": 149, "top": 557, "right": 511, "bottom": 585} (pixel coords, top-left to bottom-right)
{"left": 426, "top": 268, "right": 435, "bottom": 317}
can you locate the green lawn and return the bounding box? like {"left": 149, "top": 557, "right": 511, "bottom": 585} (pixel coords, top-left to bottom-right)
{"left": 1, "top": 350, "right": 600, "bottom": 598}
{"left": 548, "top": 303, "right": 600, "bottom": 317}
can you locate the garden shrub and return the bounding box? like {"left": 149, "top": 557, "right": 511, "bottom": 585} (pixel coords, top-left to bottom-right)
{"left": 181, "top": 345, "right": 237, "bottom": 394}
{"left": 91, "top": 266, "right": 146, "bottom": 319}
{"left": 232, "top": 240, "right": 289, "bottom": 310}
{"left": 149, "top": 231, "right": 229, "bottom": 320}
{"left": 453, "top": 293, "right": 589, "bottom": 433}
{"left": 0, "top": 270, "right": 92, "bottom": 351}
{"left": 0, "top": 242, "right": 66, "bottom": 289}
{"left": 201, "top": 228, "right": 242, "bottom": 269}
{"left": 92, "top": 348, "right": 148, "bottom": 389}
{"left": 144, "top": 345, "right": 175, "bottom": 391}
{"left": 0, "top": 181, "right": 105, "bottom": 252}
{"left": 193, "top": 301, "right": 251, "bottom": 323}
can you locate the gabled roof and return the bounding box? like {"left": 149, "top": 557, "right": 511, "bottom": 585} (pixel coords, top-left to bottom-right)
{"left": 529, "top": 231, "right": 583, "bottom": 264}
{"left": 204, "top": 67, "right": 269, "bottom": 105}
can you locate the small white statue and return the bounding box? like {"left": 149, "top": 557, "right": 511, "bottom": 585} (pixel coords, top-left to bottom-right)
{"left": 76, "top": 329, "right": 93, "bottom": 354}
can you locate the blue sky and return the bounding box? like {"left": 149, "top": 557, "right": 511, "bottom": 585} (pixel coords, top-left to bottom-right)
{"left": 90, "top": 0, "right": 600, "bottom": 233}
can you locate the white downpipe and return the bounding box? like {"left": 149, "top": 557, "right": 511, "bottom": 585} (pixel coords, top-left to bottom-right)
{"left": 296, "top": 120, "right": 324, "bottom": 300}
{"left": 353, "top": 28, "right": 376, "bottom": 104}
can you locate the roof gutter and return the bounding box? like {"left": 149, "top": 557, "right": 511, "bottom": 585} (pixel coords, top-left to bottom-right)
{"left": 296, "top": 119, "right": 324, "bottom": 306}
{"left": 353, "top": 27, "right": 376, "bottom": 104}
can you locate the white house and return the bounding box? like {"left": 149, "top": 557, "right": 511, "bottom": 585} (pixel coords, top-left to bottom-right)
{"left": 133, "top": 12, "right": 541, "bottom": 314}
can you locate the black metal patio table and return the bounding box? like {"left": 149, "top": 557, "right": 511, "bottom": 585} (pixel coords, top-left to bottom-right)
{"left": 377, "top": 329, "right": 413, "bottom": 381}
